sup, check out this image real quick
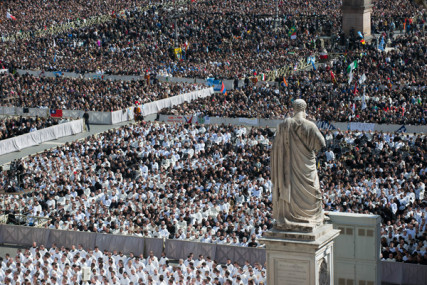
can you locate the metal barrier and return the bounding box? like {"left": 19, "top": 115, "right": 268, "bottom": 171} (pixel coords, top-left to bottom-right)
{"left": 0, "top": 224, "right": 264, "bottom": 265}
{"left": 158, "top": 115, "right": 427, "bottom": 134}
{"left": 0, "top": 224, "right": 425, "bottom": 281}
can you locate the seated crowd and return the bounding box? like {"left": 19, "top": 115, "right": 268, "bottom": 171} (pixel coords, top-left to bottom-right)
{"left": 320, "top": 130, "right": 426, "bottom": 264}
{"left": 0, "top": 116, "right": 62, "bottom": 141}
{"left": 0, "top": 243, "right": 266, "bottom": 284}
{"left": 0, "top": 0, "right": 424, "bottom": 275}
{"left": 0, "top": 73, "right": 207, "bottom": 111}
{"left": 1, "top": 122, "right": 274, "bottom": 248}
{"left": 0, "top": 122, "right": 425, "bottom": 264}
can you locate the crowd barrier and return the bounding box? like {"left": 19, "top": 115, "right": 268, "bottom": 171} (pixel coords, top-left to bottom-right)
{"left": 0, "top": 224, "right": 264, "bottom": 265}
{"left": 381, "top": 261, "right": 427, "bottom": 285}
{"left": 16, "top": 69, "right": 144, "bottom": 81}
{"left": 0, "top": 119, "right": 83, "bottom": 156}
{"left": 0, "top": 88, "right": 213, "bottom": 125}
{"left": 15, "top": 69, "right": 237, "bottom": 91}
{"left": 164, "top": 239, "right": 266, "bottom": 265}
{"left": 158, "top": 115, "right": 427, "bottom": 134}
{"left": 0, "top": 224, "right": 425, "bottom": 282}
{"left": 0, "top": 225, "right": 164, "bottom": 258}
{"left": 139, "top": 88, "right": 214, "bottom": 118}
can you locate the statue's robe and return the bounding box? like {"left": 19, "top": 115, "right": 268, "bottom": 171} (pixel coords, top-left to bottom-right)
{"left": 271, "top": 116, "right": 326, "bottom": 229}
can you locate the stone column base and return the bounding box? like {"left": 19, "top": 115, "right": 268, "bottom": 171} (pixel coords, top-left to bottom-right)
{"left": 260, "top": 224, "right": 340, "bottom": 285}
{"left": 342, "top": 8, "right": 373, "bottom": 36}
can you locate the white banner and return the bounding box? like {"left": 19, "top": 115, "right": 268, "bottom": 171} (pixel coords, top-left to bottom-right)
{"left": 0, "top": 119, "right": 84, "bottom": 156}
{"left": 141, "top": 88, "right": 214, "bottom": 117}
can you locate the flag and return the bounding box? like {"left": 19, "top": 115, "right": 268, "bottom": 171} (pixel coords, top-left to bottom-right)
{"left": 309, "top": 56, "right": 316, "bottom": 71}
{"left": 387, "top": 77, "right": 392, "bottom": 89}
{"left": 357, "top": 31, "right": 364, "bottom": 39}
{"left": 361, "top": 88, "right": 367, "bottom": 110}
{"left": 291, "top": 32, "right": 297, "bottom": 40}
{"left": 260, "top": 73, "right": 265, "bottom": 81}
{"left": 320, "top": 52, "right": 328, "bottom": 60}
{"left": 347, "top": 60, "right": 358, "bottom": 73}
{"left": 360, "top": 39, "right": 366, "bottom": 45}
{"left": 6, "top": 12, "right": 16, "bottom": 21}
{"left": 283, "top": 77, "right": 288, "bottom": 87}
{"left": 288, "top": 26, "right": 296, "bottom": 37}
{"left": 353, "top": 81, "right": 358, "bottom": 95}
{"left": 396, "top": 125, "right": 406, "bottom": 133}
{"left": 330, "top": 71, "right": 337, "bottom": 84}
{"left": 359, "top": 74, "right": 366, "bottom": 85}
{"left": 293, "top": 63, "right": 298, "bottom": 71}
{"left": 220, "top": 81, "right": 227, "bottom": 95}
{"left": 379, "top": 37, "right": 385, "bottom": 51}
{"left": 348, "top": 70, "right": 353, "bottom": 85}
{"left": 185, "top": 115, "right": 193, "bottom": 124}
{"left": 351, "top": 103, "right": 355, "bottom": 113}
{"left": 50, "top": 109, "right": 63, "bottom": 118}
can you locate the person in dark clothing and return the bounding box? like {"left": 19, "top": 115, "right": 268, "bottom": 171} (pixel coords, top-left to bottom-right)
{"left": 83, "top": 111, "right": 90, "bottom": 131}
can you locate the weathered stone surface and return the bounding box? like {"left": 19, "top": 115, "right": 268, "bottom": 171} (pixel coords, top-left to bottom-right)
{"left": 271, "top": 99, "right": 326, "bottom": 231}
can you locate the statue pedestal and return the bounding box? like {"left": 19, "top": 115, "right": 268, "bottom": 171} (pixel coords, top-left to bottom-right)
{"left": 260, "top": 224, "right": 340, "bottom": 285}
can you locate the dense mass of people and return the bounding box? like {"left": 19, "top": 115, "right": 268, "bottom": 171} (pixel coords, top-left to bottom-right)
{"left": 0, "top": 116, "right": 62, "bottom": 141}
{"left": 0, "top": 73, "right": 207, "bottom": 111}
{"left": 320, "top": 129, "right": 426, "bottom": 264}
{"left": 0, "top": 0, "right": 151, "bottom": 36}
{"left": 160, "top": 26, "right": 426, "bottom": 125}
{"left": 0, "top": 122, "right": 425, "bottom": 265}
{"left": 0, "top": 0, "right": 425, "bottom": 273}
{"left": 1, "top": 6, "right": 326, "bottom": 78}
{"left": 1, "top": 122, "right": 273, "bottom": 248}
{"left": 0, "top": 1, "right": 423, "bottom": 123}
{"left": 0, "top": 243, "right": 267, "bottom": 284}
{"left": 1, "top": 0, "right": 424, "bottom": 79}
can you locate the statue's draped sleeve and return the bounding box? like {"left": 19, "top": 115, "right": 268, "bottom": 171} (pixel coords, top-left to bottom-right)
{"left": 272, "top": 121, "right": 291, "bottom": 204}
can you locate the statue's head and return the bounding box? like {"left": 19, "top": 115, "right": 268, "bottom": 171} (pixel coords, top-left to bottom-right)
{"left": 293, "top": 99, "right": 307, "bottom": 113}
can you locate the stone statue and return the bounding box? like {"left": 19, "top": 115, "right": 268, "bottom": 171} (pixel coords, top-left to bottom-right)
{"left": 271, "top": 99, "right": 326, "bottom": 231}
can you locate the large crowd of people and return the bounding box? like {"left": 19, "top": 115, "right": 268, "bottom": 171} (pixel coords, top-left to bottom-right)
{"left": 0, "top": 0, "right": 423, "bottom": 120}
{"left": 0, "top": 243, "right": 267, "bottom": 284}
{"left": 1, "top": 122, "right": 273, "bottom": 248}
{"left": 1, "top": 6, "right": 326, "bottom": 78}
{"left": 0, "top": 121, "right": 425, "bottom": 265}
{"left": 0, "top": 0, "right": 150, "bottom": 36}
{"left": 320, "top": 129, "right": 426, "bottom": 264}
{"left": 0, "top": 0, "right": 423, "bottom": 79}
{"left": 0, "top": 116, "right": 63, "bottom": 141}
{"left": 0, "top": 73, "right": 206, "bottom": 111}
{"left": 0, "top": 0, "right": 425, "bottom": 275}
{"left": 160, "top": 25, "right": 426, "bottom": 125}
